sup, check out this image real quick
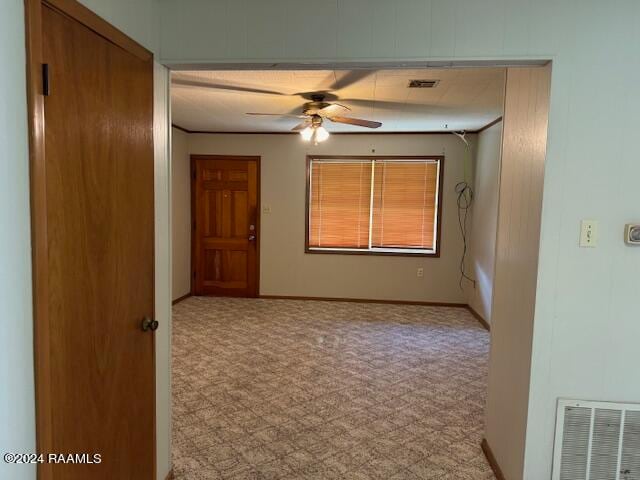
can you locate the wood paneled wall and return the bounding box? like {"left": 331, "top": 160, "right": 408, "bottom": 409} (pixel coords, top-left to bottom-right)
{"left": 484, "top": 65, "right": 551, "bottom": 480}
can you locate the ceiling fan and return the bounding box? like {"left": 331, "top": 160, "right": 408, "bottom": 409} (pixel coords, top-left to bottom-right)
{"left": 171, "top": 71, "right": 457, "bottom": 140}
{"left": 171, "top": 71, "right": 389, "bottom": 143}
{"left": 247, "top": 93, "right": 382, "bottom": 144}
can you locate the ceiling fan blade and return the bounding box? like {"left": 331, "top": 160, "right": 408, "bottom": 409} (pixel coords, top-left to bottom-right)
{"left": 317, "top": 103, "right": 351, "bottom": 117}
{"left": 329, "top": 71, "right": 373, "bottom": 91}
{"left": 328, "top": 116, "right": 382, "bottom": 129}
{"left": 246, "top": 112, "right": 306, "bottom": 118}
{"left": 172, "top": 77, "right": 288, "bottom": 96}
{"left": 291, "top": 121, "right": 310, "bottom": 132}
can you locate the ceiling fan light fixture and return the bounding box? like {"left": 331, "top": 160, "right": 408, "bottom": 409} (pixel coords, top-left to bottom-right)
{"left": 300, "top": 126, "right": 314, "bottom": 141}
{"left": 315, "top": 126, "right": 330, "bottom": 143}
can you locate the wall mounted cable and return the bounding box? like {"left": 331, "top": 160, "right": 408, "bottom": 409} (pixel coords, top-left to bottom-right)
{"left": 454, "top": 131, "right": 476, "bottom": 290}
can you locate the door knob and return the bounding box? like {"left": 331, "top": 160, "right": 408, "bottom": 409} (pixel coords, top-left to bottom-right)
{"left": 248, "top": 234, "right": 256, "bottom": 241}
{"left": 141, "top": 317, "right": 159, "bottom": 332}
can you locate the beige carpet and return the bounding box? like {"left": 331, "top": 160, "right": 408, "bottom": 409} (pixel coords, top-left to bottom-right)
{"left": 172, "top": 297, "right": 494, "bottom": 480}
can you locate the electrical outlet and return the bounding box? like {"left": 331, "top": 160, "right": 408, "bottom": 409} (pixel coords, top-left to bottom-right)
{"left": 417, "top": 268, "right": 424, "bottom": 278}
{"left": 579, "top": 220, "right": 598, "bottom": 247}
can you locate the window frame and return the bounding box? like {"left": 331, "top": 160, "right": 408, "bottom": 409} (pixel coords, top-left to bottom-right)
{"left": 304, "top": 155, "right": 444, "bottom": 258}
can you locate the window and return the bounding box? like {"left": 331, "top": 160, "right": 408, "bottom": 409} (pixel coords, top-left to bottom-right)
{"left": 306, "top": 156, "right": 443, "bottom": 256}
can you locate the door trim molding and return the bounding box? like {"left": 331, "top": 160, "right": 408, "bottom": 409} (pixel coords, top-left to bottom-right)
{"left": 24, "top": 1, "right": 154, "bottom": 478}
{"left": 190, "top": 155, "right": 261, "bottom": 298}
{"left": 24, "top": 2, "right": 51, "bottom": 476}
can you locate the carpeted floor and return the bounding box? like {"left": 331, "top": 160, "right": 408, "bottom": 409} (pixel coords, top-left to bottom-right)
{"left": 172, "top": 297, "right": 494, "bottom": 480}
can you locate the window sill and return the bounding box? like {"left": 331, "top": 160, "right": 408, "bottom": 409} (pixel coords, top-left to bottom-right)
{"left": 305, "top": 247, "right": 439, "bottom": 258}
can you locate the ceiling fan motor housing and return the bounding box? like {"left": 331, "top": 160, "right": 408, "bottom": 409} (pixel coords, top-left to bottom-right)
{"left": 300, "top": 94, "right": 329, "bottom": 116}
{"left": 309, "top": 115, "right": 323, "bottom": 127}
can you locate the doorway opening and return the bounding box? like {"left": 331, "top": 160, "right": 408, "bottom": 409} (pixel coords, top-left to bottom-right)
{"left": 169, "top": 63, "right": 550, "bottom": 479}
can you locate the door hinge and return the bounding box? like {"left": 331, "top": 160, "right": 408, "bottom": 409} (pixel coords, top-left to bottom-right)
{"left": 42, "top": 64, "right": 50, "bottom": 96}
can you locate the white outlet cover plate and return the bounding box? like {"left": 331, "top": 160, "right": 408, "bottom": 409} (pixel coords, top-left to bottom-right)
{"left": 580, "top": 219, "right": 598, "bottom": 247}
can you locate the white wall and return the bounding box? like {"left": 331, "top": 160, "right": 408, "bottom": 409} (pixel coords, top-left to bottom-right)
{"left": 77, "top": 0, "right": 158, "bottom": 52}
{"left": 179, "top": 133, "right": 473, "bottom": 303}
{"left": 0, "top": 2, "right": 36, "bottom": 479}
{"left": 157, "top": 2, "right": 640, "bottom": 478}
{"left": 171, "top": 127, "right": 191, "bottom": 300}
{"left": 466, "top": 121, "right": 502, "bottom": 323}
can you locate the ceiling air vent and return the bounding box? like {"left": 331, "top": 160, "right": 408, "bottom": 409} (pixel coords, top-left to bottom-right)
{"left": 553, "top": 399, "right": 640, "bottom": 480}
{"left": 408, "top": 79, "right": 440, "bottom": 88}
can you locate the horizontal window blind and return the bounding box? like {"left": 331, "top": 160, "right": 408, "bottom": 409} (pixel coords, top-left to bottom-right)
{"left": 309, "top": 160, "right": 372, "bottom": 248}
{"left": 371, "top": 161, "right": 438, "bottom": 249}
{"left": 307, "top": 157, "right": 441, "bottom": 254}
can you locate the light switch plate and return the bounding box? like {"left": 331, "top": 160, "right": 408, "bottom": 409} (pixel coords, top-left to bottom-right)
{"left": 262, "top": 205, "right": 272, "bottom": 214}
{"left": 579, "top": 220, "right": 598, "bottom": 247}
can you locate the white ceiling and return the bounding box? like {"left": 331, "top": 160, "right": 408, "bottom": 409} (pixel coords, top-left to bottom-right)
{"left": 171, "top": 68, "right": 505, "bottom": 133}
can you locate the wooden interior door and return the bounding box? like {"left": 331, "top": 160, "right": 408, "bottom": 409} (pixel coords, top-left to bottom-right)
{"left": 38, "top": 4, "right": 156, "bottom": 479}
{"left": 192, "top": 155, "right": 259, "bottom": 297}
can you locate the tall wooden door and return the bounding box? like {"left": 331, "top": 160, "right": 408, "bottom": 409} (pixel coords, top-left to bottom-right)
{"left": 192, "top": 155, "right": 260, "bottom": 297}
{"left": 37, "top": 4, "right": 155, "bottom": 479}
